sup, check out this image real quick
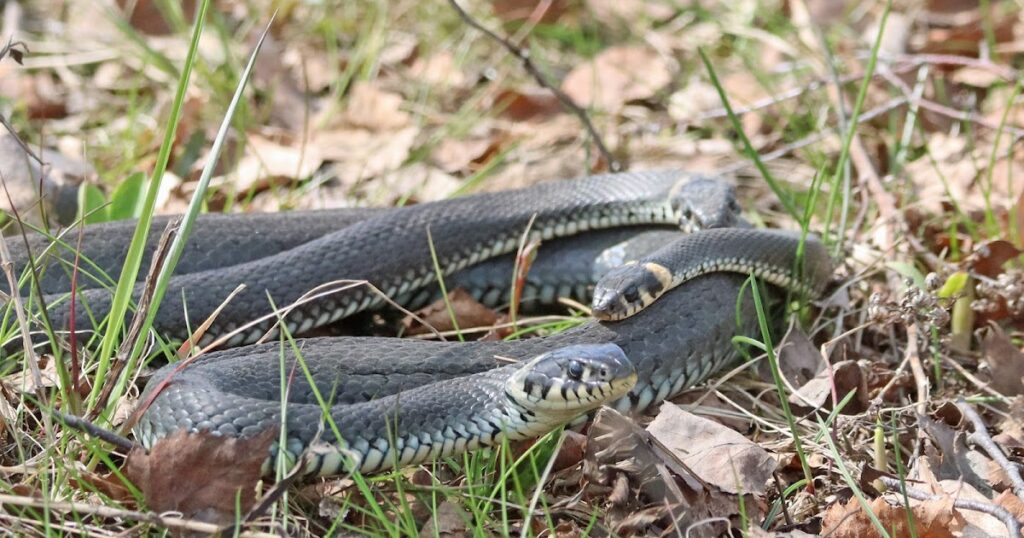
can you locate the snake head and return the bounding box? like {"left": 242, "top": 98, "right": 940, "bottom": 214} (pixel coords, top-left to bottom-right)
{"left": 591, "top": 261, "right": 673, "bottom": 321}
{"left": 671, "top": 177, "right": 742, "bottom": 232}
{"left": 508, "top": 344, "right": 636, "bottom": 416}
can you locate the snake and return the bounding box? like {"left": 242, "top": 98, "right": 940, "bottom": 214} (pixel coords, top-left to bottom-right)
{"left": 3, "top": 170, "right": 832, "bottom": 476}
{"left": 128, "top": 173, "right": 833, "bottom": 477}
{"left": 6, "top": 171, "right": 741, "bottom": 351}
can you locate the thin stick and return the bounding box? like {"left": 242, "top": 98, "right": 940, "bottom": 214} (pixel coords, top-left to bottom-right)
{"left": 956, "top": 398, "right": 1024, "bottom": 499}
{"left": 53, "top": 410, "right": 138, "bottom": 452}
{"left": 447, "top": 0, "right": 620, "bottom": 171}
{"left": 878, "top": 476, "right": 1022, "bottom": 538}
{"left": 0, "top": 492, "right": 279, "bottom": 537}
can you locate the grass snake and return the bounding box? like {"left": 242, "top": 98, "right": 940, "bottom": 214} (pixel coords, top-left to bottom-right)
{"left": 5, "top": 170, "right": 832, "bottom": 476}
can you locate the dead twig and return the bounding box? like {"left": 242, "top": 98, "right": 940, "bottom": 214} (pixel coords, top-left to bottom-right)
{"left": 53, "top": 410, "right": 138, "bottom": 452}
{"left": 878, "top": 476, "right": 1022, "bottom": 538}
{"left": 0, "top": 492, "right": 280, "bottom": 537}
{"left": 447, "top": 0, "right": 620, "bottom": 171}
{"left": 956, "top": 398, "right": 1024, "bottom": 499}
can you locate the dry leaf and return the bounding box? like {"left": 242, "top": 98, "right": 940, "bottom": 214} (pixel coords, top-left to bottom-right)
{"left": 584, "top": 407, "right": 750, "bottom": 537}
{"left": 317, "top": 126, "right": 417, "bottom": 184}
{"left": 418, "top": 501, "right": 471, "bottom": 538}
{"left": 343, "top": 82, "right": 411, "bottom": 131}
{"left": 493, "top": 87, "right": 563, "bottom": 121}
{"left": 981, "top": 325, "right": 1024, "bottom": 397}
{"left": 492, "top": 0, "right": 572, "bottom": 23}
{"left": 584, "top": 0, "right": 676, "bottom": 26}
{"left": 773, "top": 327, "right": 825, "bottom": 388}
{"left": 790, "top": 360, "right": 867, "bottom": 413}
{"left": 224, "top": 134, "right": 325, "bottom": 192}
{"left": 918, "top": 414, "right": 994, "bottom": 497}
{"left": 117, "top": 0, "right": 198, "bottom": 36}
{"left": 821, "top": 496, "right": 962, "bottom": 538}
{"left": 561, "top": 45, "right": 672, "bottom": 113}
{"left": 363, "top": 163, "right": 461, "bottom": 205}
{"left": 431, "top": 136, "right": 500, "bottom": 174}
{"left": 550, "top": 430, "right": 588, "bottom": 473}
{"left": 933, "top": 480, "right": 1009, "bottom": 537}
{"left": 124, "top": 429, "right": 275, "bottom": 525}
{"left": 646, "top": 404, "right": 776, "bottom": 495}
{"left": 970, "top": 240, "right": 1022, "bottom": 278}
{"left": 408, "top": 52, "right": 466, "bottom": 88}
{"left": 403, "top": 288, "right": 501, "bottom": 335}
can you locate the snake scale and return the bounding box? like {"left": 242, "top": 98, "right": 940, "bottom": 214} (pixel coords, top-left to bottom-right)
{"left": 4, "top": 170, "right": 832, "bottom": 476}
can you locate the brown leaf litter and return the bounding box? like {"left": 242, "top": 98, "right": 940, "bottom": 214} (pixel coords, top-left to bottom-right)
{"left": 124, "top": 428, "right": 276, "bottom": 526}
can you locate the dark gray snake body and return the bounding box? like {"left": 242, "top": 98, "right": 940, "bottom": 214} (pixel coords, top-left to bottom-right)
{"left": 21, "top": 170, "right": 722, "bottom": 349}
{"left": 4, "top": 170, "right": 832, "bottom": 476}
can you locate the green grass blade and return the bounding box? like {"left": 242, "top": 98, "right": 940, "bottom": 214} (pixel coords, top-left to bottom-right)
{"left": 102, "top": 15, "right": 277, "bottom": 414}
{"left": 87, "top": 0, "right": 213, "bottom": 408}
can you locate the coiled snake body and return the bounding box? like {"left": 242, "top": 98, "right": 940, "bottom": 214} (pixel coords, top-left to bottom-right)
{"left": 6, "top": 170, "right": 832, "bottom": 476}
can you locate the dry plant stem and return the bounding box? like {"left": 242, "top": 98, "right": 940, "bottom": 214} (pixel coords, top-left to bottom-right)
{"left": 0, "top": 493, "right": 280, "bottom": 537}
{"left": 698, "top": 64, "right": 916, "bottom": 120}
{"left": 941, "top": 356, "right": 1011, "bottom": 403}
{"left": 878, "top": 476, "right": 1023, "bottom": 538}
{"left": 904, "top": 324, "right": 928, "bottom": 415}
{"left": 956, "top": 398, "right": 1024, "bottom": 499}
{"left": 716, "top": 96, "right": 908, "bottom": 176}
{"left": 880, "top": 67, "right": 1024, "bottom": 141}
{"left": 882, "top": 52, "right": 1019, "bottom": 81}
{"left": 447, "top": 0, "right": 620, "bottom": 171}
{"left": 90, "top": 220, "right": 179, "bottom": 420}
{"left": 0, "top": 225, "right": 44, "bottom": 397}
{"left": 53, "top": 410, "right": 137, "bottom": 452}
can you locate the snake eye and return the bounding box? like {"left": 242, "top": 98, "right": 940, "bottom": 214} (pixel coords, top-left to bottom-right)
{"left": 623, "top": 285, "right": 640, "bottom": 304}
{"left": 681, "top": 206, "right": 693, "bottom": 220}
{"left": 567, "top": 360, "right": 585, "bottom": 380}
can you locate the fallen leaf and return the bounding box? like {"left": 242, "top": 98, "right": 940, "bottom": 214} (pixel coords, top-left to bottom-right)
{"left": 584, "top": 0, "right": 676, "bottom": 26}
{"left": 970, "top": 240, "right": 1023, "bottom": 278}
{"left": 403, "top": 288, "right": 501, "bottom": 335}
{"left": 223, "top": 134, "right": 325, "bottom": 192}
{"left": 932, "top": 480, "right": 1008, "bottom": 537}
{"left": 492, "top": 0, "right": 572, "bottom": 23}
{"left": 493, "top": 87, "right": 563, "bottom": 121}
{"left": 342, "top": 82, "right": 412, "bottom": 131}
{"left": 646, "top": 404, "right": 776, "bottom": 495}
{"left": 362, "top": 163, "right": 462, "bottom": 205}
{"left": 116, "top": 0, "right": 198, "bottom": 36}
{"left": 561, "top": 45, "right": 672, "bottom": 113}
{"left": 550, "top": 430, "right": 588, "bottom": 473}
{"left": 72, "top": 471, "right": 134, "bottom": 503}
{"left": 408, "top": 52, "right": 466, "bottom": 88}
{"left": 418, "top": 501, "right": 471, "bottom": 538}
{"left": 667, "top": 79, "right": 724, "bottom": 123}
{"left": 981, "top": 325, "right": 1024, "bottom": 397}
{"left": 584, "top": 407, "right": 751, "bottom": 537}
{"left": 124, "top": 429, "right": 276, "bottom": 525}
{"left": 790, "top": 360, "right": 867, "bottom": 414}
{"left": 821, "top": 495, "right": 962, "bottom": 538}
{"left": 431, "top": 136, "right": 501, "bottom": 174}
{"left": 317, "top": 126, "right": 418, "bottom": 185}
{"left": 772, "top": 327, "right": 826, "bottom": 388}
{"left": 918, "top": 414, "right": 994, "bottom": 496}
{"left": 952, "top": 66, "right": 1005, "bottom": 88}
